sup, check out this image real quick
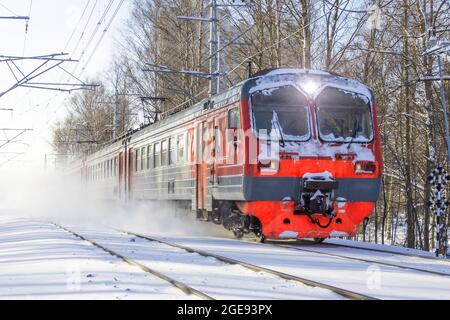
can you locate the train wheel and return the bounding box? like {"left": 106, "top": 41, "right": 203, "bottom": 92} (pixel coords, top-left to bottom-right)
{"left": 233, "top": 229, "right": 244, "bottom": 239}
{"left": 254, "top": 232, "right": 266, "bottom": 243}
{"left": 313, "top": 237, "right": 325, "bottom": 244}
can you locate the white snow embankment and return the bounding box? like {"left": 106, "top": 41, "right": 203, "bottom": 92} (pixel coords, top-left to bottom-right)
{"left": 67, "top": 227, "right": 342, "bottom": 300}
{"left": 0, "top": 216, "right": 193, "bottom": 300}
{"left": 142, "top": 235, "right": 450, "bottom": 300}
{"left": 322, "top": 238, "right": 437, "bottom": 258}
{"left": 284, "top": 242, "right": 450, "bottom": 276}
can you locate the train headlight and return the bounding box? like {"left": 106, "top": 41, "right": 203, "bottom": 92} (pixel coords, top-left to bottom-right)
{"left": 258, "top": 159, "right": 279, "bottom": 174}
{"left": 301, "top": 81, "right": 320, "bottom": 95}
{"left": 355, "top": 161, "right": 376, "bottom": 174}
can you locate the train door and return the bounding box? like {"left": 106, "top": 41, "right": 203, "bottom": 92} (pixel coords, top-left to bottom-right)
{"left": 196, "top": 121, "right": 208, "bottom": 217}
{"left": 118, "top": 143, "right": 133, "bottom": 201}
{"left": 127, "top": 148, "right": 133, "bottom": 200}
{"left": 209, "top": 117, "right": 219, "bottom": 189}
{"left": 206, "top": 119, "right": 216, "bottom": 211}
{"left": 119, "top": 151, "right": 125, "bottom": 199}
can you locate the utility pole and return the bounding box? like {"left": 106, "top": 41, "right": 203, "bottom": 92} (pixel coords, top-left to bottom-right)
{"left": 114, "top": 88, "right": 119, "bottom": 139}
{"left": 209, "top": 0, "right": 219, "bottom": 96}
{"left": 146, "top": 0, "right": 253, "bottom": 98}
{"left": 424, "top": 40, "right": 450, "bottom": 162}
{"left": 422, "top": 0, "right": 450, "bottom": 258}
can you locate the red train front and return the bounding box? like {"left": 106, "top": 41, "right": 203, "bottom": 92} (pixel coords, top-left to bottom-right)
{"left": 214, "top": 68, "right": 383, "bottom": 241}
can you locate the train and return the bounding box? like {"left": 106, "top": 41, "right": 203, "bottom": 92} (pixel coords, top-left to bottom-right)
{"left": 67, "top": 68, "right": 383, "bottom": 242}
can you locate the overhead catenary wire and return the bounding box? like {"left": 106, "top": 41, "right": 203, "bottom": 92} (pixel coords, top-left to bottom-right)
{"left": 0, "top": 2, "right": 18, "bottom": 16}
{"left": 78, "top": 0, "right": 126, "bottom": 78}
{"left": 70, "top": 0, "right": 116, "bottom": 78}
{"left": 62, "top": 0, "right": 93, "bottom": 53}
{"left": 67, "top": 0, "right": 99, "bottom": 60}
{"left": 54, "top": 0, "right": 125, "bottom": 137}
{"left": 224, "top": 10, "right": 330, "bottom": 81}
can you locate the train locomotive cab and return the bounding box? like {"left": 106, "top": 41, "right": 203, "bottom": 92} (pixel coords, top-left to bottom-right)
{"left": 224, "top": 69, "right": 382, "bottom": 241}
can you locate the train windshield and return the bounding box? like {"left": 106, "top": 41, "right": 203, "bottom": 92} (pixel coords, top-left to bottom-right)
{"left": 251, "top": 86, "right": 309, "bottom": 141}
{"left": 316, "top": 87, "right": 373, "bottom": 143}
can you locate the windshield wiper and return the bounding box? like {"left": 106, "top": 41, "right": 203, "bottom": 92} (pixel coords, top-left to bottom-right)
{"left": 271, "top": 111, "right": 286, "bottom": 148}
{"left": 347, "top": 118, "right": 359, "bottom": 150}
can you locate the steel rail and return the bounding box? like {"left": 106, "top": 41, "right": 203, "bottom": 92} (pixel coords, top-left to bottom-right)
{"left": 52, "top": 223, "right": 213, "bottom": 300}
{"left": 121, "top": 230, "right": 377, "bottom": 301}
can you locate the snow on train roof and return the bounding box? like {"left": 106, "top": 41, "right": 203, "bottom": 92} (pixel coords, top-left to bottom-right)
{"left": 79, "top": 68, "right": 374, "bottom": 163}
{"left": 262, "top": 68, "right": 331, "bottom": 77}
{"left": 248, "top": 68, "right": 373, "bottom": 100}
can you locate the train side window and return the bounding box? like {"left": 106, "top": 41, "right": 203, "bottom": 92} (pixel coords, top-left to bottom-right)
{"left": 154, "top": 142, "right": 161, "bottom": 168}
{"left": 228, "top": 107, "right": 240, "bottom": 129}
{"left": 141, "top": 147, "right": 146, "bottom": 171}
{"left": 169, "top": 137, "right": 177, "bottom": 165}
{"left": 147, "top": 145, "right": 153, "bottom": 169}
{"left": 161, "top": 140, "right": 168, "bottom": 166}
{"left": 177, "top": 134, "right": 185, "bottom": 163}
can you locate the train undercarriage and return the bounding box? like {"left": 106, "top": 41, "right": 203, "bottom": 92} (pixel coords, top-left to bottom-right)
{"left": 200, "top": 175, "right": 344, "bottom": 242}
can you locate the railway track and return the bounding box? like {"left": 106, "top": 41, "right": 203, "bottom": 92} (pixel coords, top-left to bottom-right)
{"left": 52, "top": 223, "right": 213, "bottom": 300}
{"left": 272, "top": 243, "right": 450, "bottom": 277}
{"left": 119, "top": 229, "right": 377, "bottom": 300}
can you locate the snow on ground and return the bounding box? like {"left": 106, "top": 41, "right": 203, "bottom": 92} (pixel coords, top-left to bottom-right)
{"left": 322, "top": 238, "right": 438, "bottom": 258}
{"left": 66, "top": 226, "right": 341, "bottom": 300}
{"left": 144, "top": 234, "right": 450, "bottom": 300}
{"left": 278, "top": 242, "right": 450, "bottom": 276}
{"left": 2, "top": 213, "right": 450, "bottom": 300}
{"left": 0, "top": 216, "right": 194, "bottom": 300}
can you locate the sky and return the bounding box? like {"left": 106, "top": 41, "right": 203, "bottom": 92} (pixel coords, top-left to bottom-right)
{"left": 0, "top": 0, "right": 132, "bottom": 171}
